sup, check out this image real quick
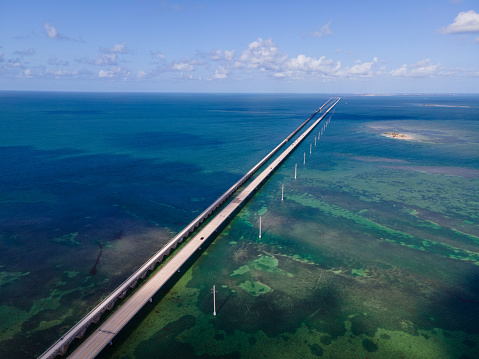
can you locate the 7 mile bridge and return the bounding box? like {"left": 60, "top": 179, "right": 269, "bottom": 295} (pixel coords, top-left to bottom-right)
{"left": 38, "top": 97, "right": 340, "bottom": 359}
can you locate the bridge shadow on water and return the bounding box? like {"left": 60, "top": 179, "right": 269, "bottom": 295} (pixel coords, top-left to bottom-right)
{"left": 423, "top": 269, "right": 479, "bottom": 359}
{"left": 73, "top": 224, "right": 232, "bottom": 359}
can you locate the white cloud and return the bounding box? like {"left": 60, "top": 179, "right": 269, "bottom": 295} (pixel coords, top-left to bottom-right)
{"left": 238, "top": 38, "right": 288, "bottom": 71}
{"left": 78, "top": 43, "right": 129, "bottom": 66}
{"left": 390, "top": 59, "right": 441, "bottom": 78}
{"left": 308, "top": 21, "right": 333, "bottom": 38}
{"left": 104, "top": 42, "right": 128, "bottom": 54}
{"left": 211, "top": 66, "right": 228, "bottom": 79}
{"left": 7, "top": 58, "right": 23, "bottom": 68}
{"left": 209, "top": 49, "right": 235, "bottom": 61}
{"left": 341, "top": 57, "right": 379, "bottom": 77}
{"left": 44, "top": 22, "right": 59, "bottom": 39}
{"left": 274, "top": 54, "right": 341, "bottom": 79}
{"left": 210, "top": 50, "right": 223, "bottom": 61}
{"left": 95, "top": 53, "right": 118, "bottom": 66}
{"left": 236, "top": 37, "right": 379, "bottom": 80}
{"left": 98, "top": 67, "right": 130, "bottom": 78}
{"left": 439, "top": 10, "right": 479, "bottom": 34}
{"left": 224, "top": 50, "right": 235, "bottom": 61}
{"left": 171, "top": 59, "right": 199, "bottom": 71}
{"left": 43, "top": 21, "right": 82, "bottom": 42}
{"left": 172, "top": 63, "right": 194, "bottom": 71}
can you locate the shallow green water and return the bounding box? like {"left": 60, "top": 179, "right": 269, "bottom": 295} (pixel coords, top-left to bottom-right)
{"left": 96, "top": 96, "right": 479, "bottom": 359}
{"left": 1, "top": 94, "right": 478, "bottom": 358}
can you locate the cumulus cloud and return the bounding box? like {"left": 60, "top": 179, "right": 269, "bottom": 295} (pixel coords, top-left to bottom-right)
{"left": 390, "top": 59, "right": 441, "bottom": 78}
{"left": 439, "top": 10, "right": 479, "bottom": 34}
{"left": 43, "top": 21, "right": 81, "bottom": 41}
{"left": 98, "top": 67, "right": 130, "bottom": 78}
{"left": 273, "top": 54, "right": 341, "bottom": 79}
{"left": 44, "top": 22, "right": 59, "bottom": 39}
{"left": 209, "top": 49, "right": 235, "bottom": 61}
{"left": 153, "top": 51, "right": 165, "bottom": 60}
{"left": 7, "top": 58, "right": 23, "bottom": 68}
{"left": 234, "top": 37, "right": 379, "bottom": 80}
{"left": 95, "top": 53, "right": 118, "bottom": 66}
{"left": 171, "top": 58, "right": 202, "bottom": 72}
{"left": 172, "top": 62, "right": 195, "bottom": 71}
{"left": 77, "top": 43, "right": 129, "bottom": 66}
{"left": 307, "top": 21, "right": 333, "bottom": 38}
{"left": 238, "top": 38, "right": 288, "bottom": 71}
{"left": 210, "top": 66, "right": 229, "bottom": 79}
{"left": 340, "top": 57, "right": 379, "bottom": 77}
{"left": 224, "top": 50, "right": 235, "bottom": 61}
{"left": 103, "top": 42, "right": 128, "bottom": 54}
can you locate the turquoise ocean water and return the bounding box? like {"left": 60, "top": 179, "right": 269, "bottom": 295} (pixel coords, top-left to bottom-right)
{"left": 0, "top": 93, "right": 478, "bottom": 358}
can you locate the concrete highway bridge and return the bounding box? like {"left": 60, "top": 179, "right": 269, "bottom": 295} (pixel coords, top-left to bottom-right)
{"left": 38, "top": 97, "right": 340, "bottom": 359}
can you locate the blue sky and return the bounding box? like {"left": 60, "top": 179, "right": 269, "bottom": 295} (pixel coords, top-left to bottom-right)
{"left": 0, "top": 0, "right": 478, "bottom": 93}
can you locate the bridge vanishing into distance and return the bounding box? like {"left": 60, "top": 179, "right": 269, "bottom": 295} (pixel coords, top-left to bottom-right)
{"left": 38, "top": 97, "right": 340, "bottom": 359}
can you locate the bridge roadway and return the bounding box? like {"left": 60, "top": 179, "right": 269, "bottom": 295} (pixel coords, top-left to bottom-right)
{"left": 38, "top": 98, "right": 339, "bottom": 359}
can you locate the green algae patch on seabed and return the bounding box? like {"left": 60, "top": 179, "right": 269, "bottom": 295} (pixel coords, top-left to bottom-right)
{"left": 163, "top": 318, "right": 479, "bottom": 359}
{"left": 287, "top": 193, "right": 479, "bottom": 266}
{"left": 257, "top": 205, "right": 268, "bottom": 216}
{"left": 252, "top": 255, "right": 293, "bottom": 277}
{"left": 351, "top": 268, "right": 372, "bottom": 277}
{"left": 300, "top": 162, "right": 479, "bottom": 222}
{"left": 0, "top": 270, "right": 30, "bottom": 287}
{"left": 230, "top": 265, "right": 250, "bottom": 276}
{"left": 52, "top": 232, "right": 81, "bottom": 245}
{"left": 230, "top": 255, "right": 294, "bottom": 278}
{"left": 64, "top": 270, "right": 79, "bottom": 278}
{"left": 238, "top": 280, "right": 271, "bottom": 296}
{"left": 0, "top": 285, "right": 80, "bottom": 342}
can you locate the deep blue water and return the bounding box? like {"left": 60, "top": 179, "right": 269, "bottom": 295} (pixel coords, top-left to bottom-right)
{"left": 1, "top": 92, "right": 478, "bottom": 358}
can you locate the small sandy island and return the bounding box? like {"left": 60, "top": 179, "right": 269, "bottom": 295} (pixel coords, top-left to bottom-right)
{"left": 383, "top": 132, "right": 414, "bottom": 140}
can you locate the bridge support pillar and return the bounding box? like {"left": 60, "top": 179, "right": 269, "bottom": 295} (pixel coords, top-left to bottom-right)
{"left": 92, "top": 312, "right": 102, "bottom": 324}
{"left": 75, "top": 326, "right": 88, "bottom": 339}
{"left": 59, "top": 343, "right": 69, "bottom": 356}
{"left": 107, "top": 300, "right": 116, "bottom": 311}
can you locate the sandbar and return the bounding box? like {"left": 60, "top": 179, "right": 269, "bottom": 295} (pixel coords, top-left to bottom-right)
{"left": 382, "top": 132, "right": 414, "bottom": 140}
